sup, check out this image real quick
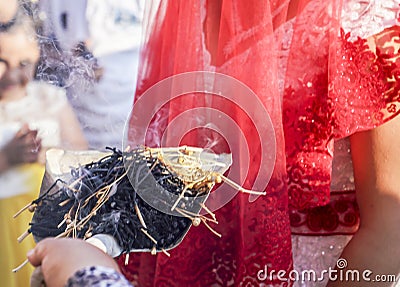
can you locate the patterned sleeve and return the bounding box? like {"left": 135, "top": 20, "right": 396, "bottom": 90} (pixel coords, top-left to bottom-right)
{"left": 66, "top": 266, "right": 134, "bottom": 287}
{"left": 283, "top": 0, "right": 400, "bottom": 210}
{"left": 331, "top": 0, "right": 400, "bottom": 138}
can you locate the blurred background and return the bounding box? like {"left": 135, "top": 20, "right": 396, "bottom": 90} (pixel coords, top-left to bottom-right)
{"left": 0, "top": 1, "right": 144, "bottom": 286}
{"left": 32, "top": 0, "right": 145, "bottom": 150}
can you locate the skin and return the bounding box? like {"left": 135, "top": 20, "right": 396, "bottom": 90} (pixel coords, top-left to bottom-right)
{"left": 0, "top": 26, "right": 42, "bottom": 172}
{"left": 0, "top": 124, "right": 41, "bottom": 173}
{"left": 327, "top": 116, "right": 400, "bottom": 286}
{"left": 272, "top": 0, "right": 400, "bottom": 285}
{"left": 0, "top": 0, "right": 18, "bottom": 23}
{"left": 326, "top": 12, "right": 400, "bottom": 287}
{"left": 0, "top": 27, "right": 40, "bottom": 101}
{"left": 286, "top": 0, "right": 400, "bottom": 285}
{"left": 27, "top": 238, "right": 121, "bottom": 287}
{"left": 23, "top": 1, "right": 400, "bottom": 286}
{"left": 0, "top": 26, "right": 87, "bottom": 172}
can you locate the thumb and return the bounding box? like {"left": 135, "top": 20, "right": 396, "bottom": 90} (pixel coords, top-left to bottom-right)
{"left": 27, "top": 248, "right": 42, "bottom": 267}
{"left": 16, "top": 124, "right": 30, "bottom": 137}
{"left": 27, "top": 238, "right": 53, "bottom": 267}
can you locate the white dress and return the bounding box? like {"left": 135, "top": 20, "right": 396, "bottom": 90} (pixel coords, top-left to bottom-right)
{"left": 0, "top": 81, "right": 67, "bottom": 198}
{"left": 0, "top": 81, "right": 69, "bottom": 287}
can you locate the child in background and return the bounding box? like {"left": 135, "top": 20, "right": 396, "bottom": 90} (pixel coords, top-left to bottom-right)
{"left": 0, "top": 14, "right": 87, "bottom": 287}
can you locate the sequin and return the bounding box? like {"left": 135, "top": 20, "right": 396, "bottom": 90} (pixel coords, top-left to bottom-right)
{"left": 286, "top": 1, "right": 400, "bottom": 285}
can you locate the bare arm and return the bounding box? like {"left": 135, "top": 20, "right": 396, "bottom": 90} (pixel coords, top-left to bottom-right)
{"left": 350, "top": 116, "right": 400, "bottom": 229}
{"left": 327, "top": 115, "right": 400, "bottom": 286}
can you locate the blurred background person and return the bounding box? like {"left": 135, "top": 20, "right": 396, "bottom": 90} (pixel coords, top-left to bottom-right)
{"left": 0, "top": 11, "right": 87, "bottom": 287}
{"left": 38, "top": 0, "right": 144, "bottom": 150}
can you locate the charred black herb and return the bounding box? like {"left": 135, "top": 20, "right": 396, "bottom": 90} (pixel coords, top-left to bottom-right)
{"left": 30, "top": 147, "right": 213, "bottom": 254}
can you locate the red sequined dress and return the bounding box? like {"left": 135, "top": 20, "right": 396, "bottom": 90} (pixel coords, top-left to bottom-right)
{"left": 280, "top": 1, "right": 400, "bottom": 286}
{"left": 121, "top": 0, "right": 400, "bottom": 286}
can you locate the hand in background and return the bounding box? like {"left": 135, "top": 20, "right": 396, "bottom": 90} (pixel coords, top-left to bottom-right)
{"left": 27, "top": 238, "right": 121, "bottom": 287}
{"left": 2, "top": 124, "right": 41, "bottom": 167}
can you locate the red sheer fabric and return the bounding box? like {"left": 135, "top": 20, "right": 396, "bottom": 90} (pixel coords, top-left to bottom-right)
{"left": 285, "top": 0, "right": 400, "bottom": 237}
{"left": 285, "top": 1, "right": 400, "bottom": 211}
{"left": 124, "top": 0, "right": 400, "bottom": 286}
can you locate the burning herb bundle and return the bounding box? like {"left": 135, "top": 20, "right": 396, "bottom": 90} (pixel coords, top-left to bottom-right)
{"left": 16, "top": 146, "right": 236, "bottom": 255}
{"left": 13, "top": 146, "right": 267, "bottom": 272}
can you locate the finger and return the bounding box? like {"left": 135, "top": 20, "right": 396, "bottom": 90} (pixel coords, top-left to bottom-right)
{"left": 22, "top": 130, "right": 39, "bottom": 144}
{"left": 20, "top": 123, "right": 29, "bottom": 130}
{"left": 15, "top": 124, "right": 30, "bottom": 138}
{"left": 24, "top": 139, "right": 41, "bottom": 151}
{"left": 27, "top": 249, "right": 41, "bottom": 267}
{"left": 21, "top": 145, "right": 40, "bottom": 162}
{"left": 35, "top": 138, "right": 42, "bottom": 152}
{"left": 16, "top": 134, "right": 36, "bottom": 147}
{"left": 29, "top": 129, "right": 39, "bottom": 139}
{"left": 24, "top": 142, "right": 38, "bottom": 150}
{"left": 27, "top": 238, "right": 53, "bottom": 267}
